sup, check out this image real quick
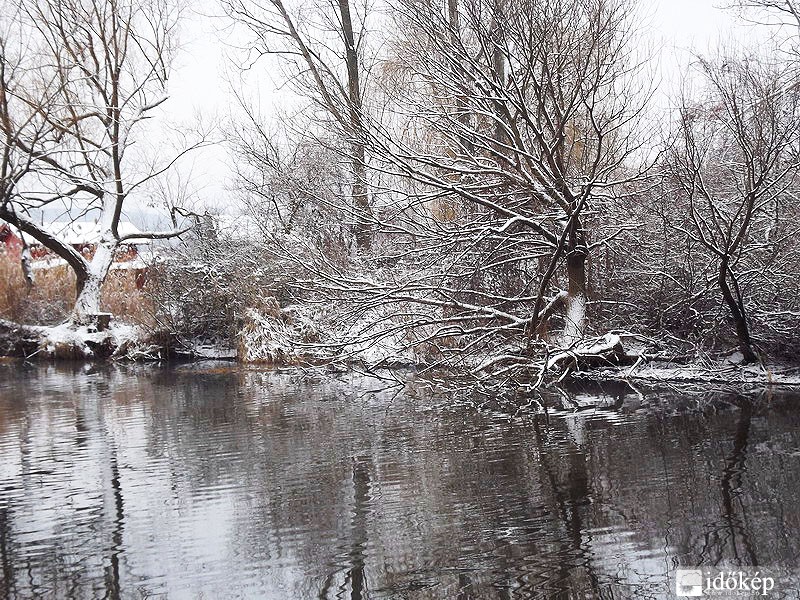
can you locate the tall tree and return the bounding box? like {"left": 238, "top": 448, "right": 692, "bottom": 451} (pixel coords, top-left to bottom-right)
{"left": 223, "top": 0, "right": 375, "bottom": 249}
{"left": 275, "top": 0, "right": 654, "bottom": 383}
{"left": 0, "top": 12, "right": 89, "bottom": 282}
{"left": 0, "top": 0, "right": 204, "bottom": 324}
{"left": 361, "top": 0, "right": 651, "bottom": 347}
{"left": 667, "top": 53, "right": 800, "bottom": 363}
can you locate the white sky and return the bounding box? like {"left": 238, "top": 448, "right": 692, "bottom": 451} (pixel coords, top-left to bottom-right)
{"left": 144, "top": 0, "right": 746, "bottom": 218}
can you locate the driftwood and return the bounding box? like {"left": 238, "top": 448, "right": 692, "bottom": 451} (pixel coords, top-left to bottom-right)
{"left": 547, "top": 334, "right": 634, "bottom": 371}
{"left": 476, "top": 333, "right": 646, "bottom": 389}
{"left": 536, "top": 333, "right": 639, "bottom": 384}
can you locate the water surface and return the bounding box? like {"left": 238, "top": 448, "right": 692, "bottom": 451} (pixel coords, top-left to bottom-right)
{"left": 0, "top": 363, "right": 798, "bottom": 599}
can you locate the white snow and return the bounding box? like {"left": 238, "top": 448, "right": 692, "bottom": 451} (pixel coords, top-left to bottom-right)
{"left": 20, "top": 220, "right": 147, "bottom": 246}
{"left": 26, "top": 321, "right": 153, "bottom": 359}
{"left": 578, "top": 360, "right": 800, "bottom": 386}
{"left": 561, "top": 293, "right": 588, "bottom": 346}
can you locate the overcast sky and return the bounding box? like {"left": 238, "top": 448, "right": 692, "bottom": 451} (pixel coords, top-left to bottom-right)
{"left": 123, "top": 0, "right": 745, "bottom": 225}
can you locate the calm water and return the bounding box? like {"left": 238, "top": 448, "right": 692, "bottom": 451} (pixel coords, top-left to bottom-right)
{"left": 0, "top": 363, "right": 799, "bottom": 599}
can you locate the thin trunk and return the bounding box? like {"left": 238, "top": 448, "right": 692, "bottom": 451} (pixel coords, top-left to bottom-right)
{"left": 19, "top": 237, "right": 34, "bottom": 287}
{"left": 491, "top": 0, "right": 507, "bottom": 153}
{"left": 448, "top": 0, "right": 458, "bottom": 29}
{"left": 352, "top": 146, "right": 370, "bottom": 250}
{"left": 718, "top": 258, "right": 757, "bottom": 363}
{"left": 448, "top": 0, "right": 472, "bottom": 156}
{"left": 338, "top": 0, "right": 371, "bottom": 250}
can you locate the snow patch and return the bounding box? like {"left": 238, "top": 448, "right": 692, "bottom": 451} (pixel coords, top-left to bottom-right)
{"left": 579, "top": 360, "right": 800, "bottom": 386}
{"left": 28, "top": 321, "right": 158, "bottom": 360}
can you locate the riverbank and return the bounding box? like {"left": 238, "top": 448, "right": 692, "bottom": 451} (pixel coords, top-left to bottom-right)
{"left": 0, "top": 319, "right": 167, "bottom": 360}
{"left": 2, "top": 318, "right": 799, "bottom": 389}
{"left": 573, "top": 359, "right": 800, "bottom": 387}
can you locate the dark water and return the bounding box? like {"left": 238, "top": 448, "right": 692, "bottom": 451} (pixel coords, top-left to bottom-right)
{"left": 0, "top": 363, "right": 799, "bottom": 599}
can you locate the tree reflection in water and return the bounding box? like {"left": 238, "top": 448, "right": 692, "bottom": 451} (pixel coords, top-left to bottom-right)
{"left": 0, "top": 363, "right": 798, "bottom": 599}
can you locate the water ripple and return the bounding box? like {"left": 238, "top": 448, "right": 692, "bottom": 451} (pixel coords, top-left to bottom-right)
{"left": 0, "top": 364, "right": 798, "bottom": 598}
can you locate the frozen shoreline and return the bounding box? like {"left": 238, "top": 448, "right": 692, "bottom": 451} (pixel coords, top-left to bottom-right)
{"left": 572, "top": 361, "right": 800, "bottom": 387}
{"left": 2, "top": 319, "right": 799, "bottom": 389}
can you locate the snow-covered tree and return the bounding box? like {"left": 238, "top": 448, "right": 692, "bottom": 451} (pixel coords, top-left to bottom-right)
{"left": 0, "top": 0, "right": 205, "bottom": 325}
{"left": 667, "top": 53, "right": 800, "bottom": 362}
{"left": 223, "top": 0, "right": 377, "bottom": 250}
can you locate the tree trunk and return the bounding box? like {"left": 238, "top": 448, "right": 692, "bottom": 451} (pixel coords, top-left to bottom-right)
{"left": 562, "top": 221, "right": 589, "bottom": 346}
{"left": 0, "top": 208, "right": 89, "bottom": 293}
{"left": 72, "top": 241, "right": 115, "bottom": 324}
{"left": 352, "top": 145, "right": 371, "bottom": 250}
{"left": 718, "top": 261, "right": 757, "bottom": 363}
{"left": 563, "top": 250, "right": 588, "bottom": 346}
{"left": 447, "top": 0, "right": 474, "bottom": 157}
{"left": 448, "top": 0, "right": 458, "bottom": 30}
{"left": 491, "top": 0, "right": 507, "bottom": 153}
{"left": 338, "top": 0, "right": 372, "bottom": 250}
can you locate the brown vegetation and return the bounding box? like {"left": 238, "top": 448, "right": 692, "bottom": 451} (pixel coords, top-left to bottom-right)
{"left": 0, "top": 253, "right": 155, "bottom": 327}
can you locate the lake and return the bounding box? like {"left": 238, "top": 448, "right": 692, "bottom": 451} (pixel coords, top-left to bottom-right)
{"left": 0, "top": 363, "right": 798, "bottom": 599}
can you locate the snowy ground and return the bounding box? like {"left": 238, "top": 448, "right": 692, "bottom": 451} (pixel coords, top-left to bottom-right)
{"left": 574, "top": 360, "right": 800, "bottom": 386}
{"left": 0, "top": 319, "right": 164, "bottom": 360}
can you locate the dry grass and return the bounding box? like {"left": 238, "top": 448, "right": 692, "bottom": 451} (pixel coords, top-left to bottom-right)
{"left": 100, "top": 268, "right": 157, "bottom": 328}
{"left": 0, "top": 252, "right": 156, "bottom": 326}
{"left": 0, "top": 254, "right": 73, "bottom": 324}
{"left": 0, "top": 254, "right": 26, "bottom": 320}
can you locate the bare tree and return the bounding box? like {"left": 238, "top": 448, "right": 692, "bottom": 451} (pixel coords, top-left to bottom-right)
{"left": 731, "top": 0, "right": 800, "bottom": 63}
{"left": 227, "top": 106, "right": 354, "bottom": 256}
{"left": 0, "top": 0, "right": 207, "bottom": 325}
{"left": 667, "top": 52, "right": 800, "bottom": 362}
{"left": 223, "top": 0, "right": 375, "bottom": 249}
{"left": 732, "top": 0, "right": 800, "bottom": 29}
{"left": 384, "top": 0, "right": 650, "bottom": 339}
{"left": 0, "top": 9, "right": 91, "bottom": 284}
{"left": 253, "top": 0, "right": 654, "bottom": 383}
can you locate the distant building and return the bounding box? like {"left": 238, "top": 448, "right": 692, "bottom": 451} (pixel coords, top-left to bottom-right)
{"left": 0, "top": 220, "right": 157, "bottom": 290}
{"left": 0, "top": 224, "right": 24, "bottom": 258}
{"left": 15, "top": 221, "right": 146, "bottom": 262}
